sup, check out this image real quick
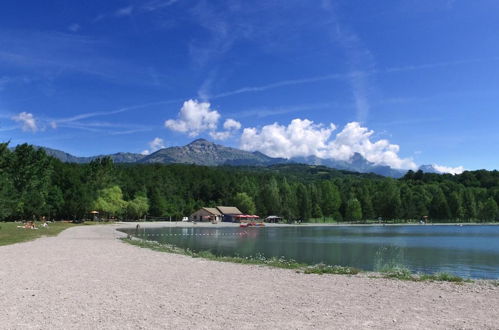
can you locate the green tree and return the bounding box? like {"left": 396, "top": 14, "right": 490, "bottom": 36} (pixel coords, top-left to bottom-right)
{"left": 9, "top": 145, "right": 52, "bottom": 219}
{"left": 345, "top": 197, "right": 363, "bottom": 221}
{"left": 261, "top": 177, "right": 281, "bottom": 215}
{"left": 279, "top": 178, "right": 297, "bottom": 221}
{"left": 127, "top": 194, "right": 150, "bottom": 220}
{"left": 400, "top": 184, "right": 417, "bottom": 220}
{"left": 233, "top": 192, "right": 256, "bottom": 214}
{"left": 463, "top": 189, "right": 478, "bottom": 220}
{"left": 374, "top": 180, "right": 401, "bottom": 220}
{"left": 45, "top": 186, "right": 64, "bottom": 219}
{"left": 148, "top": 188, "right": 169, "bottom": 217}
{"left": 412, "top": 185, "right": 430, "bottom": 218}
{"left": 312, "top": 203, "right": 323, "bottom": 218}
{"left": 296, "top": 183, "right": 311, "bottom": 220}
{"left": 93, "top": 185, "right": 127, "bottom": 218}
{"left": 320, "top": 181, "right": 341, "bottom": 218}
{"left": 87, "top": 157, "right": 116, "bottom": 191}
{"left": 429, "top": 186, "right": 451, "bottom": 220}
{"left": 357, "top": 184, "right": 375, "bottom": 220}
{"left": 448, "top": 191, "right": 465, "bottom": 221}
{"left": 0, "top": 143, "right": 14, "bottom": 219}
{"left": 478, "top": 197, "right": 498, "bottom": 221}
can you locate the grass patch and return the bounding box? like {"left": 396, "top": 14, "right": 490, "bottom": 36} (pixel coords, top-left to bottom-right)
{"left": 380, "top": 266, "right": 416, "bottom": 281}
{"left": 419, "top": 272, "right": 469, "bottom": 283}
{"left": 0, "top": 221, "right": 90, "bottom": 246}
{"left": 304, "top": 263, "right": 360, "bottom": 275}
{"left": 379, "top": 265, "right": 470, "bottom": 283}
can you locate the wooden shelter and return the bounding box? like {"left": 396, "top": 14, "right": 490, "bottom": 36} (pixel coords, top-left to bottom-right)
{"left": 189, "top": 207, "right": 222, "bottom": 222}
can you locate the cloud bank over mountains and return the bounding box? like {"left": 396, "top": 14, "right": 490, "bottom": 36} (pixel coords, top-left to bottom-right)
{"left": 165, "top": 99, "right": 241, "bottom": 141}
{"left": 5, "top": 99, "right": 464, "bottom": 175}
{"left": 240, "top": 121, "right": 417, "bottom": 170}
{"left": 164, "top": 99, "right": 423, "bottom": 171}
{"left": 432, "top": 164, "right": 465, "bottom": 175}
{"left": 141, "top": 137, "right": 165, "bottom": 155}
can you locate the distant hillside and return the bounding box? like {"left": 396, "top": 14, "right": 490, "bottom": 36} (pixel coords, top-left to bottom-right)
{"left": 290, "top": 153, "right": 406, "bottom": 178}
{"left": 33, "top": 139, "right": 411, "bottom": 178}
{"left": 139, "top": 139, "right": 285, "bottom": 166}
{"left": 39, "top": 147, "right": 144, "bottom": 164}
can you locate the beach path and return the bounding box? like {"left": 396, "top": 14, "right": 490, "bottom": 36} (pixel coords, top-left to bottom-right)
{"left": 0, "top": 223, "right": 497, "bottom": 329}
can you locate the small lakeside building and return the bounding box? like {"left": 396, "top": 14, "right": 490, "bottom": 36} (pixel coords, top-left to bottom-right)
{"left": 265, "top": 215, "right": 283, "bottom": 223}
{"left": 190, "top": 206, "right": 259, "bottom": 223}
{"left": 189, "top": 207, "right": 223, "bottom": 222}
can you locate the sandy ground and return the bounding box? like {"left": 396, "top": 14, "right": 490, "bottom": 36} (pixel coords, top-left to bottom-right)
{"left": 0, "top": 222, "right": 498, "bottom": 330}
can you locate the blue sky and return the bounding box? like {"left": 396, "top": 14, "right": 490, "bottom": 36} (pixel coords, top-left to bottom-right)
{"left": 1, "top": 0, "right": 498, "bottom": 172}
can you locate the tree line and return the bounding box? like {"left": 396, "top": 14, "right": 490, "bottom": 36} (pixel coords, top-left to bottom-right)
{"left": 1, "top": 143, "right": 498, "bottom": 222}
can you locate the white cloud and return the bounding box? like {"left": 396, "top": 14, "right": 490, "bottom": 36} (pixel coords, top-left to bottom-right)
{"left": 149, "top": 137, "right": 165, "bottom": 150}
{"left": 209, "top": 118, "right": 242, "bottom": 140}
{"left": 12, "top": 112, "right": 38, "bottom": 132}
{"left": 141, "top": 137, "right": 165, "bottom": 155}
{"left": 240, "top": 119, "right": 336, "bottom": 159}
{"left": 209, "top": 131, "right": 231, "bottom": 140}
{"left": 223, "top": 118, "right": 241, "bottom": 130}
{"left": 240, "top": 119, "right": 417, "bottom": 170}
{"left": 432, "top": 164, "right": 465, "bottom": 175}
{"left": 165, "top": 99, "right": 220, "bottom": 137}
{"left": 328, "top": 122, "right": 416, "bottom": 169}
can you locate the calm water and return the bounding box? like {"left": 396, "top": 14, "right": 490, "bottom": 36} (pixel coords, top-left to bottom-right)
{"left": 121, "top": 225, "right": 499, "bottom": 279}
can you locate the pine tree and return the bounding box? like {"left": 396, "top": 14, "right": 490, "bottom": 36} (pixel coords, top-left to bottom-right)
{"left": 463, "top": 189, "right": 478, "bottom": 220}
{"left": 320, "top": 181, "right": 341, "bottom": 219}
{"left": 261, "top": 177, "right": 281, "bottom": 215}
{"left": 478, "top": 197, "right": 498, "bottom": 221}
{"left": 429, "top": 186, "right": 451, "bottom": 220}
{"left": 448, "top": 191, "right": 465, "bottom": 221}
{"left": 345, "top": 197, "right": 363, "bottom": 221}
{"left": 296, "top": 183, "right": 311, "bottom": 220}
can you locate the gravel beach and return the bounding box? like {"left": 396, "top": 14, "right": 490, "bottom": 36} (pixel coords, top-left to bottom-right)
{"left": 1, "top": 222, "right": 498, "bottom": 329}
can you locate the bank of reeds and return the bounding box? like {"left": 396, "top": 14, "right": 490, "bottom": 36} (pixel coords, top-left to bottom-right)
{"left": 379, "top": 265, "right": 471, "bottom": 283}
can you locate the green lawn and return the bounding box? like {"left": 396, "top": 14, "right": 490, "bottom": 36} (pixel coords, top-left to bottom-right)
{"left": 0, "top": 221, "right": 93, "bottom": 246}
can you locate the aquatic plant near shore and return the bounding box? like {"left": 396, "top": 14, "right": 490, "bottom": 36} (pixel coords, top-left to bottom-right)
{"left": 303, "top": 263, "right": 360, "bottom": 275}
{"left": 379, "top": 266, "right": 469, "bottom": 283}
{"left": 122, "top": 237, "right": 473, "bottom": 282}
{"left": 122, "top": 237, "right": 306, "bottom": 269}
{"left": 380, "top": 266, "right": 416, "bottom": 281}
{"left": 419, "top": 272, "right": 469, "bottom": 283}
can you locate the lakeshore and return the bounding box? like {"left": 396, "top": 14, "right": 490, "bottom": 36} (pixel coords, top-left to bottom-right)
{"left": 0, "top": 222, "right": 498, "bottom": 329}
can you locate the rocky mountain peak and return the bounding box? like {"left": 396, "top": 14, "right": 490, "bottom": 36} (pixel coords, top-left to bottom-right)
{"left": 188, "top": 138, "right": 213, "bottom": 146}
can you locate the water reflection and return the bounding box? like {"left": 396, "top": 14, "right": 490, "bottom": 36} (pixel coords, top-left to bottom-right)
{"left": 121, "top": 225, "right": 499, "bottom": 279}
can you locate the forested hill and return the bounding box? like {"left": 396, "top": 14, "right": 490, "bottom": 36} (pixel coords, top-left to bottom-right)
{"left": 1, "top": 143, "right": 498, "bottom": 223}
{"left": 35, "top": 139, "right": 408, "bottom": 178}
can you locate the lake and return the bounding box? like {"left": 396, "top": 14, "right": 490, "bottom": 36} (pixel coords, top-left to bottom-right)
{"left": 121, "top": 225, "right": 499, "bottom": 279}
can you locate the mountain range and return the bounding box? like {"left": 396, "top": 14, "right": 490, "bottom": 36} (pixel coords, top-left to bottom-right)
{"left": 37, "top": 139, "right": 443, "bottom": 178}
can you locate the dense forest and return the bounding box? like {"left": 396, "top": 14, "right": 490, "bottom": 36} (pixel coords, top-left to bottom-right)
{"left": 1, "top": 143, "right": 498, "bottom": 222}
